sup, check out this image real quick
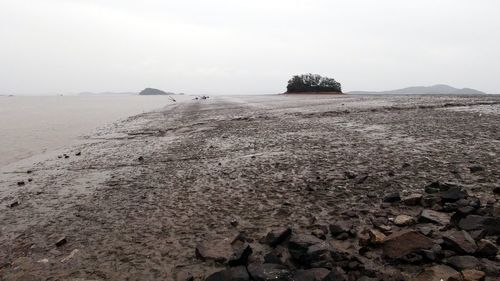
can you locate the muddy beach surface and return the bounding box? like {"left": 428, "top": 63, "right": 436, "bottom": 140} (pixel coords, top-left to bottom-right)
{"left": 1, "top": 94, "right": 500, "bottom": 281}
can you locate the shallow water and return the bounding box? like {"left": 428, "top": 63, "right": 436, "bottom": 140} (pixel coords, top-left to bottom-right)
{"left": 0, "top": 95, "right": 178, "bottom": 167}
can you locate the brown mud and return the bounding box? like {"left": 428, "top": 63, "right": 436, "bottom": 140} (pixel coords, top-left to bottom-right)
{"left": 1, "top": 94, "right": 499, "bottom": 280}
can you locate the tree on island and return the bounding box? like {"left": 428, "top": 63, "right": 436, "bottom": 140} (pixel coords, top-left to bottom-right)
{"left": 286, "top": 74, "right": 342, "bottom": 93}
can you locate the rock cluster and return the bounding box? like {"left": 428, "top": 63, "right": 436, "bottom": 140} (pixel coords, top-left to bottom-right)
{"left": 189, "top": 181, "right": 500, "bottom": 281}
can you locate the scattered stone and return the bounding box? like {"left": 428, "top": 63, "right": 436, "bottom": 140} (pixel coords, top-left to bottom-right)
{"left": 476, "top": 239, "right": 498, "bottom": 258}
{"left": 441, "top": 188, "right": 468, "bottom": 203}
{"left": 75, "top": 152, "right": 81, "bottom": 156}
{"left": 420, "top": 209, "right": 451, "bottom": 225}
{"left": 469, "top": 166, "right": 485, "bottom": 173}
{"left": 17, "top": 181, "right": 25, "bottom": 186}
{"left": 444, "top": 255, "right": 480, "bottom": 270}
{"left": 410, "top": 265, "right": 461, "bottom": 281}
{"left": 311, "top": 229, "right": 327, "bottom": 240}
{"left": 292, "top": 268, "right": 330, "bottom": 281}
{"left": 394, "top": 214, "right": 415, "bottom": 226}
{"left": 138, "top": 156, "right": 144, "bottom": 161}
{"left": 382, "top": 229, "right": 434, "bottom": 259}
{"left": 230, "top": 220, "right": 239, "bottom": 227}
{"left": 260, "top": 227, "right": 292, "bottom": 247}
{"left": 264, "top": 247, "right": 291, "bottom": 265}
{"left": 227, "top": 243, "right": 252, "bottom": 266}
{"left": 321, "top": 267, "right": 347, "bottom": 281}
{"left": 55, "top": 236, "right": 67, "bottom": 247}
{"left": 402, "top": 193, "right": 423, "bottom": 206}
{"left": 344, "top": 171, "right": 357, "bottom": 179}
{"left": 60, "top": 249, "right": 79, "bottom": 263}
{"left": 493, "top": 187, "right": 500, "bottom": 195}
{"left": 459, "top": 215, "right": 500, "bottom": 235}
{"left": 26, "top": 170, "right": 32, "bottom": 174}
{"left": 247, "top": 263, "right": 292, "bottom": 281}
{"left": 329, "top": 221, "right": 354, "bottom": 236}
{"left": 383, "top": 192, "right": 401, "bottom": 203}
{"left": 442, "top": 230, "right": 477, "bottom": 254}
{"left": 205, "top": 266, "right": 249, "bottom": 281}
{"left": 64, "top": 154, "right": 69, "bottom": 159}
{"left": 288, "top": 233, "right": 323, "bottom": 261}
{"left": 8, "top": 201, "right": 19, "bottom": 208}
{"left": 195, "top": 240, "right": 233, "bottom": 263}
{"left": 461, "top": 269, "right": 485, "bottom": 281}
{"left": 368, "top": 229, "right": 386, "bottom": 245}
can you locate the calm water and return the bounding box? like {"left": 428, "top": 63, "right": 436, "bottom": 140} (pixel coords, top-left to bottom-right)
{"left": 0, "top": 95, "right": 177, "bottom": 167}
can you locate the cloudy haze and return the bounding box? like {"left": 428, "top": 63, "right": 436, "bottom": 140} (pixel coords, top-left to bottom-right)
{"left": 1, "top": 0, "right": 499, "bottom": 95}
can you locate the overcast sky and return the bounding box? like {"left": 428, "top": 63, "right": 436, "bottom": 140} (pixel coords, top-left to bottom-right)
{"left": 1, "top": 0, "right": 499, "bottom": 95}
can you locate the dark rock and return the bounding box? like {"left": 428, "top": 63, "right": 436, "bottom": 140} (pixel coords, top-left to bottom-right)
{"left": 421, "top": 195, "right": 441, "bottom": 208}
{"left": 367, "top": 229, "right": 386, "bottom": 245}
{"left": 394, "top": 214, "right": 415, "bottom": 226}
{"left": 260, "top": 227, "right": 292, "bottom": 247}
{"left": 293, "top": 268, "right": 330, "bottom": 281}
{"left": 420, "top": 209, "right": 451, "bottom": 225}
{"left": 493, "top": 187, "right": 500, "bottom": 195}
{"left": 459, "top": 215, "right": 500, "bottom": 235}
{"left": 469, "top": 166, "right": 484, "bottom": 173}
{"left": 480, "top": 258, "right": 500, "bottom": 276}
{"left": 356, "top": 175, "right": 369, "bottom": 184}
{"left": 344, "top": 171, "right": 357, "bottom": 179}
{"left": 461, "top": 269, "right": 485, "bottom": 281}
{"left": 247, "top": 263, "right": 292, "bottom": 281}
{"left": 441, "top": 188, "right": 468, "bottom": 203}
{"left": 264, "top": 247, "right": 291, "bottom": 265}
{"left": 329, "top": 221, "right": 354, "bottom": 236}
{"left": 138, "top": 156, "right": 144, "bottom": 161}
{"left": 382, "top": 229, "right": 434, "bottom": 259}
{"left": 55, "top": 236, "right": 67, "bottom": 247}
{"left": 321, "top": 267, "right": 347, "bottom": 281}
{"left": 195, "top": 240, "right": 233, "bottom": 263}
{"left": 228, "top": 243, "right": 252, "bottom": 266}
{"left": 476, "top": 239, "right": 498, "bottom": 258}
{"left": 383, "top": 192, "right": 401, "bottom": 203}
{"left": 442, "top": 230, "right": 477, "bottom": 254}
{"left": 75, "top": 152, "right": 81, "bottom": 156}
{"left": 205, "top": 266, "right": 249, "bottom": 281}
{"left": 410, "top": 265, "right": 460, "bottom": 281}
{"left": 402, "top": 193, "right": 423, "bottom": 206}
{"left": 230, "top": 220, "right": 239, "bottom": 227}
{"left": 232, "top": 231, "right": 253, "bottom": 245}
{"left": 311, "top": 229, "right": 327, "bottom": 240}
{"left": 444, "top": 255, "right": 480, "bottom": 270}
{"left": 17, "top": 181, "right": 25, "bottom": 186}
{"left": 8, "top": 201, "right": 19, "bottom": 208}
{"left": 288, "top": 233, "right": 323, "bottom": 260}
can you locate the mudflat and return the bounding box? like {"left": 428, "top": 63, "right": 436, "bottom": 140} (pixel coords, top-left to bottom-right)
{"left": 1, "top": 94, "right": 499, "bottom": 280}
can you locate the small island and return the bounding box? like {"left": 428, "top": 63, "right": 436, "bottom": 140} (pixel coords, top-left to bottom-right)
{"left": 285, "top": 73, "right": 343, "bottom": 94}
{"left": 139, "top": 88, "right": 175, "bottom": 96}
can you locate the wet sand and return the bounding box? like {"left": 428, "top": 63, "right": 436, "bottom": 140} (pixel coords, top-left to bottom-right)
{"left": 0, "top": 94, "right": 499, "bottom": 280}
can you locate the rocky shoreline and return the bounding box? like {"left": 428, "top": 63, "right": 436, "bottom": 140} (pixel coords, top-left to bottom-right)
{"left": 194, "top": 181, "right": 500, "bottom": 281}
{"left": 0, "top": 95, "right": 499, "bottom": 280}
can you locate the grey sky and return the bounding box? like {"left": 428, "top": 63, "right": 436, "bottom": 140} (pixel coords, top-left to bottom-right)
{"left": 1, "top": 0, "right": 499, "bottom": 95}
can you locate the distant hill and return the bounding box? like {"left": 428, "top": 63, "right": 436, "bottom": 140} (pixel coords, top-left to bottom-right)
{"left": 78, "top": 92, "right": 137, "bottom": 96}
{"left": 139, "top": 88, "right": 175, "bottom": 96}
{"left": 348, "top": 84, "right": 486, "bottom": 95}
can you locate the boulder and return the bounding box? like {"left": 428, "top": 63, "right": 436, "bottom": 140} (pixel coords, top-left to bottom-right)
{"left": 402, "top": 193, "right": 423, "bottom": 206}
{"left": 442, "top": 230, "right": 477, "bottom": 254}
{"left": 441, "top": 188, "right": 468, "bottom": 203}
{"left": 227, "top": 243, "right": 252, "bottom": 266}
{"left": 196, "top": 240, "right": 233, "bottom": 263}
{"left": 205, "top": 266, "right": 250, "bottom": 281}
{"left": 383, "top": 192, "right": 401, "bottom": 203}
{"left": 394, "top": 215, "right": 416, "bottom": 226}
{"left": 382, "top": 229, "right": 434, "bottom": 259}
{"left": 329, "top": 221, "right": 354, "bottom": 236}
{"left": 288, "top": 233, "right": 323, "bottom": 261}
{"left": 292, "top": 268, "right": 330, "bottom": 281}
{"left": 420, "top": 209, "right": 451, "bottom": 225}
{"left": 260, "top": 227, "right": 292, "bottom": 247}
{"left": 247, "top": 263, "right": 292, "bottom": 281}
{"left": 458, "top": 215, "right": 500, "bottom": 235}
{"left": 410, "top": 265, "right": 461, "bottom": 281}
{"left": 461, "top": 269, "right": 485, "bottom": 281}
{"left": 263, "top": 246, "right": 291, "bottom": 265}
{"left": 444, "top": 256, "right": 480, "bottom": 270}
{"left": 476, "top": 239, "right": 498, "bottom": 258}
{"left": 321, "top": 267, "right": 347, "bottom": 281}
